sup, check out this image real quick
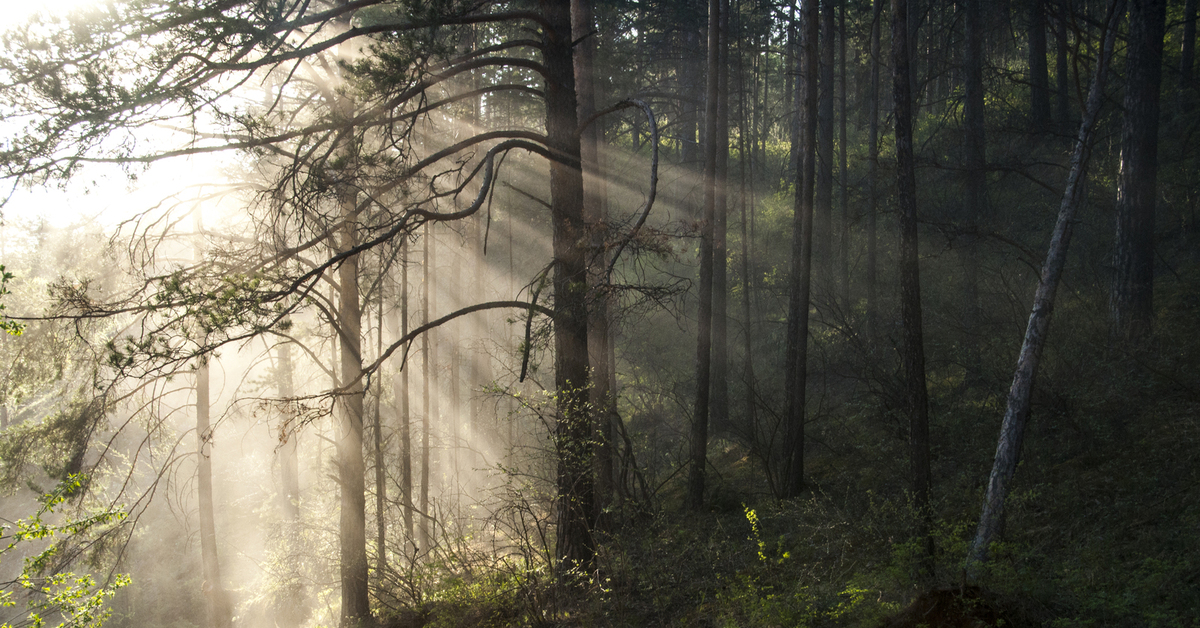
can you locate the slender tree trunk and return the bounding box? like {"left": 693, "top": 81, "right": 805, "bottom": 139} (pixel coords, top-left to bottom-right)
{"left": 543, "top": 0, "right": 595, "bottom": 573}
{"left": 711, "top": 0, "right": 731, "bottom": 436}
{"left": 688, "top": 0, "right": 721, "bottom": 511}
{"left": 783, "top": 0, "right": 818, "bottom": 499}
{"left": 963, "top": 0, "right": 987, "bottom": 380}
{"left": 838, "top": 1, "right": 850, "bottom": 309}
{"left": 1110, "top": 0, "right": 1166, "bottom": 346}
{"left": 1182, "top": 0, "right": 1197, "bottom": 96}
{"left": 195, "top": 210, "right": 232, "bottom": 628}
{"left": 866, "top": 0, "right": 882, "bottom": 342}
{"left": 1030, "top": 0, "right": 1052, "bottom": 128}
{"left": 573, "top": 0, "right": 615, "bottom": 516}
{"left": 335, "top": 170, "right": 370, "bottom": 627}
{"left": 274, "top": 334, "right": 302, "bottom": 628}
{"left": 735, "top": 13, "right": 759, "bottom": 457}
{"left": 419, "top": 225, "right": 435, "bottom": 553}
{"left": 373, "top": 266, "right": 387, "bottom": 577}
{"left": 1056, "top": 0, "right": 1072, "bottom": 133}
{"left": 392, "top": 245, "right": 413, "bottom": 544}
{"left": 892, "top": 0, "right": 934, "bottom": 567}
{"left": 967, "top": 1, "right": 1123, "bottom": 575}
{"left": 816, "top": 0, "right": 836, "bottom": 296}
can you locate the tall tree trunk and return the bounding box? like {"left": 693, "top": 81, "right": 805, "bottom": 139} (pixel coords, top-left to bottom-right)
{"left": 687, "top": 0, "right": 722, "bottom": 511}
{"left": 543, "top": 0, "right": 595, "bottom": 573}
{"left": 963, "top": 0, "right": 987, "bottom": 380}
{"left": 783, "top": 0, "right": 818, "bottom": 499}
{"left": 419, "top": 225, "right": 435, "bottom": 553}
{"left": 816, "top": 0, "right": 836, "bottom": 296}
{"left": 967, "top": 0, "right": 1123, "bottom": 575}
{"left": 275, "top": 334, "right": 303, "bottom": 628}
{"left": 736, "top": 11, "right": 759, "bottom": 463}
{"left": 1030, "top": 0, "right": 1052, "bottom": 128}
{"left": 711, "top": 0, "right": 731, "bottom": 437}
{"left": 1056, "top": 0, "right": 1072, "bottom": 133}
{"left": 838, "top": 0, "right": 850, "bottom": 309}
{"left": 335, "top": 169, "right": 370, "bottom": 627}
{"left": 892, "top": 0, "right": 934, "bottom": 567}
{"left": 1182, "top": 0, "right": 1197, "bottom": 97}
{"left": 373, "top": 267, "right": 387, "bottom": 577}
{"left": 1110, "top": 0, "right": 1166, "bottom": 346}
{"left": 573, "top": 0, "right": 615, "bottom": 516}
{"left": 391, "top": 245, "right": 413, "bottom": 544}
{"left": 866, "top": 0, "right": 882, "bottom": 342}
{"left": 195, "top": 210, "right": 232, "bottom": 628}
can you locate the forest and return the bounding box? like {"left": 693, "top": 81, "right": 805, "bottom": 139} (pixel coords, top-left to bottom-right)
{"left": 0, "top": 0, "right": 1197, "bottom": 626}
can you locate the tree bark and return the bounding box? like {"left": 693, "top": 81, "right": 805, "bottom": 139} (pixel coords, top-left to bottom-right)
{"left": 1110, "top": 0, "right": 1166, "bottom": 346}
{"left": 195, "top": 210, "right": 232, "bottom": 628}
{"left": 419, "top": 224, "right": 435, "bottom": 554}
{"left": 782, "top": 0, "right": 818, "bottom": 500}
{"left": 391, "top": 245, "right": 413, "bottom": 544}
{"left": 373, "top": 265, "right": 387, "bottom": 577}
{"left": 892, "top": 0, "right": 934, "bottom": 566}
{"left": 335, "top": 168, "right": 370, "bottom": 627}
{"left": 816, "top": 0, "right": 836, "bottom": 295}
{"left": 711, "top": 0, "right": 731, "bottom": 437}
{"left": 838, "top": 0, "right": 850, "bottom": 309}
{"left": 687, "top": 0, "right": 721, "bottom": 511}
{"left": 543, "top": 0, "right": 595, "bottom": 573}
{"left": 963, "top": 0, "right": 987, "bottom": 379}
{"left": 866, "top": 0, "right": 882, "bottom": 343}
{"left": 966, "top": 0, "right": 1123, "bottom": 576}
{"left": 573, "top": 0, "right": 616, "bottom": 517}
{"left": 1183, "top": 0, "right": 1197, "bottom": 87}
{"left": 1030, "top": 0, "right": 1052, "bottom": 128}
{"left": 1056, "top": 0, "right": 1072, "bottom": 133}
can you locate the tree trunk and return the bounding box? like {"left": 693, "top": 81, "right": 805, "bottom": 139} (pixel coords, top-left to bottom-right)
{"left": 892, "top": 0, "right": 934, "bottom": 567}
{"left": 1110, "top": 0, "right": 1166, "bottom": 346}
{"left": 335, "top": 172, "right": 370, "bottom": 627}
{"left": 195, "top": 210, "right": 232, "bottom": 628}
{"left": 838, "top": 0, "right": 850, "bottom": 309}
{"left": 573, "top": 0, "right": 616, "bottom": 517}
{"left": 711, "top": 0, "right": 731, "bottom": 437}
{"left": 373, "top": 266, "right": 387, "bottom": 577}
{"left": 782, "top": 0, "right": 818, "bottom": 499}
{"left": 543, "top": 0, "right": 595, "bottom": 573}
{"left": 396, "top": 243, "right": 413, "bottom": 543}
{"left": 687, "top": 0, "right": 722, "bottom": 511}
{"left": 866, "top": 0, "right": 882, "bottom": 343}
{"left": 1030, "top": 0, "right": 1052, "bottom": 128}
{"left": 816, "top": 0, "right": 836, "bottom": 296}
{"left": 274, "top": 334, "right": 303, "bottom": 628}
{"left": 963, "top": 0, "right": 987, "bottom": 380}
{"left": 419, "top": 225, "right": 435, "bottom": 554}
{"left": 966, "top": 0, "right": 1123, "bottom": 576}
{"left": 1056, "top": 0, "right": 1072, "bottom": 133}
{"left": 1183, "top": 0, "right": 1197, "bottom": 93}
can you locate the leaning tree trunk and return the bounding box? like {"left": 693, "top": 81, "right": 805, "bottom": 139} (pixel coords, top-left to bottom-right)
{"left": 966, "top": 0, "right": 1124, "bottom": 577}
{"left": 892, "top": 0, "right": 934, "bottom": 567}
{"left": 1110, "top": 0, "right": 1166, "bottom": 347}
{"left": 782, "top": 0, "right": 818, "bottom": 499}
